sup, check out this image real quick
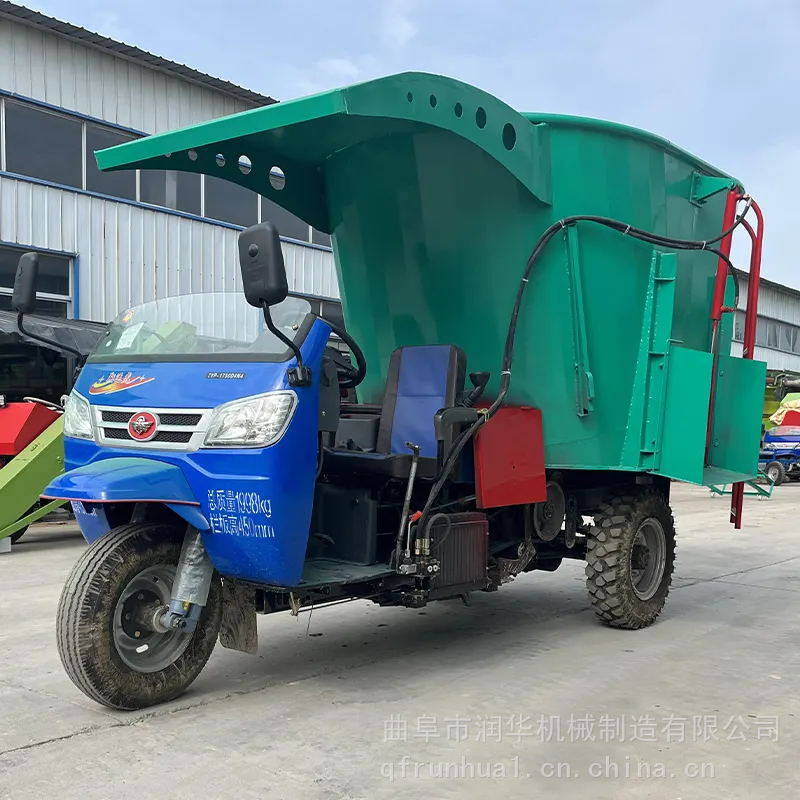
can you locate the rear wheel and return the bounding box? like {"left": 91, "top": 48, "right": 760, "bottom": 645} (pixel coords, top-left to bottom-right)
{"left": 56, "top": 522, "right": 222, "bottom": 710}
{"left": 765, "top": 460, "right": 787, "bottom": 486}
{"left": 585, "top": 490, "right": 676, "bottom": 629}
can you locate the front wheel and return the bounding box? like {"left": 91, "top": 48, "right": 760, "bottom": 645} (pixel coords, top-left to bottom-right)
{"left": 585, "top": 490, "right": 676, "bottom": 630}
{"left": 56, "top": 523, "right": 222, "bottom": 710}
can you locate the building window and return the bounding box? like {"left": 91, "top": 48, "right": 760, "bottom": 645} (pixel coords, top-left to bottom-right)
{"left": 204, "top": 175, "right": 258, "bottom": 227}
{"left": 735, "top": 310, "right": 800, "bottom": 355}
{"left": 261, "top": 196, "right": 310, "bottom": 242}
{"left": 0, "top": 96, "right": 328, "bottom": 252}
{"left": 140, "top": 170, "right": 201, "bottom": 216}
{"left": 86, "top": 124, "right": 138, "bottom": 200}
{"left": 4, "top": 100, "right": 83, "bottom": 189}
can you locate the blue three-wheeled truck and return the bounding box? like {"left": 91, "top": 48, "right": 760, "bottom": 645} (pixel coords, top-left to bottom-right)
{"left": 13, "top": 72, "right": 766, "bottom": 710}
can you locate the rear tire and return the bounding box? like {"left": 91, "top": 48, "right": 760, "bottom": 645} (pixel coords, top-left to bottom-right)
{"left": 585, "top": 490, "right": 676, "bottom": 630}
{"left": 56, "top": 522, "right": 222, "bottom": 710}
{"left": 765, "top": 460, "right": 787, "bottom": 486}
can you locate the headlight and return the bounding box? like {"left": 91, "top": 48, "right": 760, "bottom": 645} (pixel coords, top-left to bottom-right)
{"left": 63, "top": 391, "right": 93, "bottom": 440}
{"left": 203, "top": 391, "right": 296, "bottom": 448}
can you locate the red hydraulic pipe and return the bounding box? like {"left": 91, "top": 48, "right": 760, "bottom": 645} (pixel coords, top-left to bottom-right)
{"left": 729, "top": 200, "right": 764, "bottom": 529}
{"left": 740, "top": 207, "right": 764, "bottom": 359}
{"left": 710, "top": 189, "right": 740, "bottom": 322}
{"left": 705, "top": 189, "right": 741, "bottom": 464}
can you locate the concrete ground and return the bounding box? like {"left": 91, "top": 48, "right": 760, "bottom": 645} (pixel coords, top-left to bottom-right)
{"left": 1, "top": 483, "right": 798, "bottom": 799}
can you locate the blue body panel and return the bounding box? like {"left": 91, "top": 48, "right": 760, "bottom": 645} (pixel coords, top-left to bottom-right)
{"left": 48, "top": 319, "right": 331, "bottom": 587}
{"left": 46, "top": 457, "right": 201, "bottom": 505}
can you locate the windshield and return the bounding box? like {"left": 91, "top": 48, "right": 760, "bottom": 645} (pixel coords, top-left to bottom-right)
{"left": 88, "top": 292, "right": 313, "bottom": 363}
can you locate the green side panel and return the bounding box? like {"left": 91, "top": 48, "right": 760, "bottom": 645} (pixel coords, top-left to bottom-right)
{"left": 0, "top": 418, "right": 64, "bottom": 530}
{"left": 658, "top": 347, "right": 714, "bottom": 484}
{"left": 706, "top": 354, "right": 767, "bottom": 482}
{"left": 94, "top": 71, "right": 759, "bottom": 474}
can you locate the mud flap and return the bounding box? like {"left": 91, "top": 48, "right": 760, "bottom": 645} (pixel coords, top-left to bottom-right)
{"left": 219, "top": 580, "right": 258, "bottom": 654}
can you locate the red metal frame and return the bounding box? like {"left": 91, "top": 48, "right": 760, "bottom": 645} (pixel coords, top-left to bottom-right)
{"left": 705, "top": 191, "right": 740, "bottom": 463}
{"left": 728, "top": 202, "right": 764, "bottom": 528}
{"left": 705, "top": 194, "right": 765, "bottom": 528}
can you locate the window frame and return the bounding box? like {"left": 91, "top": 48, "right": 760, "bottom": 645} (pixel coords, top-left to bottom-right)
{"left": 3, "top": 97, "right": 84, "bottom": 189}
{"left": 0, "top": 94, "right": 325, "bottom": 247}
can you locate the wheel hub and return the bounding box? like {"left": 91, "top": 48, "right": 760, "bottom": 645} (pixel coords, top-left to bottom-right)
{"left": 113, "top": 565, "right": 192, "bottom": 673}
{"left": 629, "top": 518, "right": 667, "bottom": 601}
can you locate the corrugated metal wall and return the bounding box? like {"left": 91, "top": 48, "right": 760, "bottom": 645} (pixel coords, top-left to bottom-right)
{"left": 0, "top": 17, "right": 339, "bottom": 322}
{"left": 0, "top": 175, "right": 338, "bottom": 321}
{"left": 737, "top": 274, "right": 800, "bottom": 325}
{"left": 0, "top": 17, "right": 250, "bottom": 131}
{"left": 731, "top": 272, "right": 800, "bottom": 372}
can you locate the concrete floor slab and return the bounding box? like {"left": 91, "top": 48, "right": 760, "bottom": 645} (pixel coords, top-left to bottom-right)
{"left": 1, "top": 483, "right": 799, "bottom": 798}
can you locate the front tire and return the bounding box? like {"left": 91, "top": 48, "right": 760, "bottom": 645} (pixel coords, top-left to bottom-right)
{"left": 585, "top": 490, "right": 676, "bottom": 629}
{"left": 56, "top": 523, "right": 222, "bottom": 710}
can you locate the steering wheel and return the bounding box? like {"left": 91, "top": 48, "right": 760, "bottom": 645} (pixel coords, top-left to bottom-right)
{"left": 24, "top": 396, "right": 64, "bottom": 412}
{"left": 319, "top": 318, "right": 367, "bottom": 389}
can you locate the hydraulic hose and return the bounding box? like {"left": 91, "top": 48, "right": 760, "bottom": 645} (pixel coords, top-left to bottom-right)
{"left": 413, "top": 198, "right": 752, "bottom": 543}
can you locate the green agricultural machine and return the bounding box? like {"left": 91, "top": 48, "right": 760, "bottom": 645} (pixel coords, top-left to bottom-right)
{"left": 30, "top": 72, "right": 767, "bottom": 709}
{"left": 0, "top": 312, "right": 105, "bottom": 544}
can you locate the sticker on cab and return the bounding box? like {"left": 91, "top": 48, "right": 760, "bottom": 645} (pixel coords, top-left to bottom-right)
{"left": 89, "top": 372, "right": 155, "bottom": 395}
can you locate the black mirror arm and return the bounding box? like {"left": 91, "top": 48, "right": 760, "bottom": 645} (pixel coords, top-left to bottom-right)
{"left": 262, "top": 302, "right": 312, "bottom": 387}
{"left": 16, "top": 312, "right": 85, "bottom": 367}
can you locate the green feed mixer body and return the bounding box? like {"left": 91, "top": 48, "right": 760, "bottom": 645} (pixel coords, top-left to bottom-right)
{"left": 98, "top": 71, "right": 765, "bottom": 487}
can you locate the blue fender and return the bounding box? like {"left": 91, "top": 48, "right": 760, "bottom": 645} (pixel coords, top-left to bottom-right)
{"left": 44, "top": 457, "right": 209, "bottom": 542}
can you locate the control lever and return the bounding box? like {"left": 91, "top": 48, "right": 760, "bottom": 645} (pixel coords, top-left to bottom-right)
{"left": 395, "top": 442, "right": 421, "bottom": 568}
{"left": 461, "top": 371, "right": 491, "bottom": 407}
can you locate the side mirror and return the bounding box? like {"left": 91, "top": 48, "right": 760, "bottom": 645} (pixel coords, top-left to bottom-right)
{"left": 238, "top": 222, "right": 288, "bottom": 308}
{"left": 12, "top": 252, "right": 39, "bottom": 315}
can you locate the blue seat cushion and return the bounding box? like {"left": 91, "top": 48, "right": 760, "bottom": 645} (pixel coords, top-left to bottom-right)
{"left": 376, "top": 345, "right": 466, "bottom": 458}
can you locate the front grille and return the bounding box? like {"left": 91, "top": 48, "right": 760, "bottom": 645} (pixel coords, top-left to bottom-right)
{"left": 159, "top": 413, "right": 202, "bottom": 426}
{"left": 102, "top": 410, "right": 132, "bottom": 423}
{"left": 100, "top": 410, "right": 202, "bottom": 426}
{"left": 102, "top": 428, "right": 192, "bottom": 443}
{"left": 96, "top": 405, "right": 208, "bottom": 449}
{"left": 153, "top": 430, "right": 193, "bottom": 443}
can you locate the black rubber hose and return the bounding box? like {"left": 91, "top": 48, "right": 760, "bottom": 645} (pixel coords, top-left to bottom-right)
{"left": 427, "top": 513, "right": 453, "bottom": 552}
{"left": 414, "top": 201, "right": 751, "bottom": 542}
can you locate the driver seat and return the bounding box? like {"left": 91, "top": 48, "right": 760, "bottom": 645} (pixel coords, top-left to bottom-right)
{"left": 325, "top": 344, "right": 466, "bottom": 479}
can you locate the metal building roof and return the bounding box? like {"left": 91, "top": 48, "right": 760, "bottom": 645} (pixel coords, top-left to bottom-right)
{"left": 0, "top": 1, "right": 277, "bottom": 107}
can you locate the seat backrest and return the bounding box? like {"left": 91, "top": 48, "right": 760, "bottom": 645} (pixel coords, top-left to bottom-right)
{"left": 376, "top": 345, "right": 466, "bottom": 458}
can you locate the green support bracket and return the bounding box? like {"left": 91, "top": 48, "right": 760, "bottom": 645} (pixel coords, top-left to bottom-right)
{"left": 630, "top": 251, "right": 677, "bottom": 471}
{"left": 709, "top": 471, "right": 775, "bottom": 499}
{"left": 564, "top": 224, "right": 594, "bottom": 416}
{"left": 690, "top": 173, "right": 738, "bottom": 205}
